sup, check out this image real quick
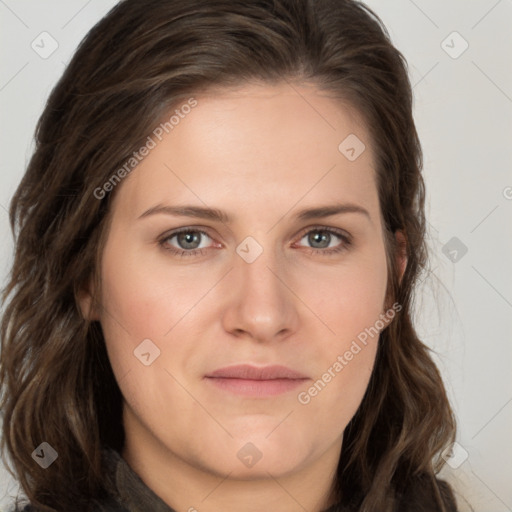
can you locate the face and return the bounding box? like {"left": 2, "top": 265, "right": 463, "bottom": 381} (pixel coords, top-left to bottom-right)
{"left": 83, "top": 82, "right": 393, "bottom": 481}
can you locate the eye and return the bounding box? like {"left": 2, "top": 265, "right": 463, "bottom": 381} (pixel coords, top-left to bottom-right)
{"left": 157, "top": 225, "right": 352, "bottom": 258}
{"left": 295, "top": 227, "right": 352, "bottom": 255}
{"left": 158, "top": 228, "right": 215, "bottom": 257}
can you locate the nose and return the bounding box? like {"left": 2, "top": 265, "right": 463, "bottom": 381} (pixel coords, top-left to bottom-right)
{"left": 221, "top": 242, "right": 300, "bottom": 343}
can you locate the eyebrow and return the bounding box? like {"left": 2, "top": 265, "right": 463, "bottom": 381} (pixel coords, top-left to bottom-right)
{"left": 137, "top": 203, "right": 370, "bottom": 223}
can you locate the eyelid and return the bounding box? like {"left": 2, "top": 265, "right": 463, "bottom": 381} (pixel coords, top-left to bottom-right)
{"left": 158, "top": 226, "right": 219, "bottom": 248}
{"left": 295, "top": 224, "right": 351, "bottom": 242}
{"left": 292, "top": 225, "right": 352, "bottom": 253}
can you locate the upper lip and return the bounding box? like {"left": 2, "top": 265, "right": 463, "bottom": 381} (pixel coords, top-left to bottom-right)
{"left": 206, "top": 364, "right": 308, "bottom": 380}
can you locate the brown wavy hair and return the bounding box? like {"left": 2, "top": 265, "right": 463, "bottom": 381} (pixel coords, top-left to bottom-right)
{"left": 0, "top": 0, "right": 457, "bottom": 511}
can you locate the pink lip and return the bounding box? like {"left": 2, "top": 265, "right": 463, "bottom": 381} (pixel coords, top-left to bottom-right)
{"left": 204, "top": 364, "right": 309, "bottom": 397}
{"left": 206, "top": 364, "right": 307, "bottom": 380}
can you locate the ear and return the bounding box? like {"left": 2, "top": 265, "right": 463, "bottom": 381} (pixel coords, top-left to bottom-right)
{"left": 394, "top": 230, "right": 408, "bottom": 284}
{"left": 76, "top": 278, "right": 100, "bottom": 322}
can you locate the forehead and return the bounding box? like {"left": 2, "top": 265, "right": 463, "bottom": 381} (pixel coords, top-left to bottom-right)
{"left": 109, "top": 82, "right": 379, "bottom": 223}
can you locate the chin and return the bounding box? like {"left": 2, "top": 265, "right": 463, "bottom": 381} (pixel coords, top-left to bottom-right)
{"left": 217, "top": 454, "right": 305, "bottom": 481}
{"left": 216, "top": 433, "right": 311, "bottom": 478}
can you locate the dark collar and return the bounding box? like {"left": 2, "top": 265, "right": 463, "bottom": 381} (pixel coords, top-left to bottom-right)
{"left": 101, "top": 447, "right": 177, "bottom": 512}
{"left": 100, "top": 447, "right": 348, "bottom": 512}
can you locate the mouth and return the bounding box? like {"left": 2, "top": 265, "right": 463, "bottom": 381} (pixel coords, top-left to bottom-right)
{"left": 204, "top": 364, "right": 310, "bottom": 397}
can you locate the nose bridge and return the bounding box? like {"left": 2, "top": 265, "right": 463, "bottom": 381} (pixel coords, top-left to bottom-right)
{"left": 236, "top": 236, "right": 284, "bottom": 305}
{"left": 223, "top": 234, "right": 297, "bottom": 340}
{"left": 241, "top": 251, "right": 278, "bottom": 294}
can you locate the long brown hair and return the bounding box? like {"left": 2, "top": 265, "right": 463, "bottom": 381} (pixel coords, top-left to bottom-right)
{"left": 0, "top": 1, "right": 456, "bottom": 511}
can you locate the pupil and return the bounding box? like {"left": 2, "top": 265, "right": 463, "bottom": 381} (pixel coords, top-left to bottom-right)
{"left": 178, "top": 232, "right": 200, "bottom": 249}
{"left": 310, "top": 231, "right": 329, "bottom": 248}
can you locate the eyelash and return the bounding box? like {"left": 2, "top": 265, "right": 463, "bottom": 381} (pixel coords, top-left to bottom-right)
{"left": 157, "top": 225, "right": 352, "bottom": 258}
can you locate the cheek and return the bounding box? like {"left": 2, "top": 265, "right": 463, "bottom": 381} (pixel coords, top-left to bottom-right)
{"left": 297, "top": 300, "right": 382, "bottom": 434}
{"left": 294, "top": 326, "right": 378, "bottom": 446}
{"left": 293, "top": 246, "right": 387, "bottom": 423}
{"left": 99, "top": 235, "right": 212, "bottom": 343}
{"left": 297, "top": 245, "right": 389, "bottom": 341}
{"left": 97, "top": 232, "right": 233, "bottom": 404}
{"left": 97, "top": 241, "right": 205, "bottom": 420}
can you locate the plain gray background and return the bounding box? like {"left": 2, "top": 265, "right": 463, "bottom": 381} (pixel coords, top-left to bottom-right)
{"left": 1, "top": 1, "right": 511, "bottom": 511}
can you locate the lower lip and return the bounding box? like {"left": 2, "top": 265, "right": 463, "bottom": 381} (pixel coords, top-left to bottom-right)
{"left": 205, "top": 377, "right": 309, "bottom": 397}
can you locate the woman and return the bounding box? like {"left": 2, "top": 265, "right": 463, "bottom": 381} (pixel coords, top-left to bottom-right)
{"left": 0, "top": 0, "right": 459, "bottom": 511}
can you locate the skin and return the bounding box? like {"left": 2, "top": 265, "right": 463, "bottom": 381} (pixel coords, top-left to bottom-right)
{"left": 80, "top": 82, "right": 406, "bottom": 512}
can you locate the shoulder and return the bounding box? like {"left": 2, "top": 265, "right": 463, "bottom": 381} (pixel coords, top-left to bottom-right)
{"left": 397, "top": 475, "right": 458, "bottom": 511}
